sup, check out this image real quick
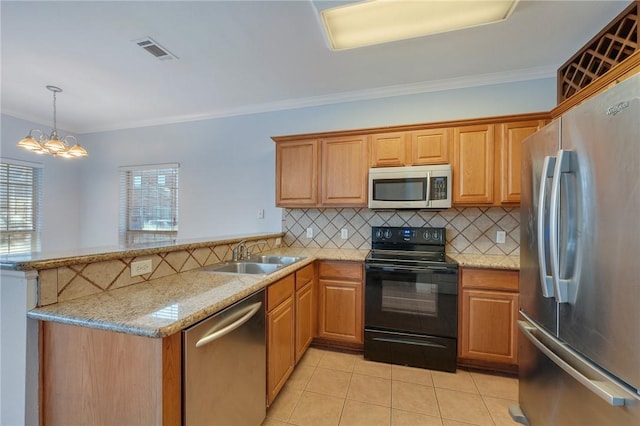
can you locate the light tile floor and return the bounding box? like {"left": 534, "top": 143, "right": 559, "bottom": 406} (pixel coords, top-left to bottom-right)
{"left": 263, "top": 348, "right": 520, "bottom": 426}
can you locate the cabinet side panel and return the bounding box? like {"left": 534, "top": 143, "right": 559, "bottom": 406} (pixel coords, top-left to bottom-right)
{"left": 43, "top": 322, "right": 163, "bottom": 426}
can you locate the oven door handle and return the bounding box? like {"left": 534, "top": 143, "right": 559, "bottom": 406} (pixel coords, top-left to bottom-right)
{"left": 365, "top": 263, "right": 452, "bottom": 272}
{"left": 371, "top": 336, "right": 447, "bottom": 349}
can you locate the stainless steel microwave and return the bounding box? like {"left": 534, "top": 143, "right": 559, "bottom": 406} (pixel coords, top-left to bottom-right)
{"left": 368, "top": 165, "right": 452, "bottom": 209}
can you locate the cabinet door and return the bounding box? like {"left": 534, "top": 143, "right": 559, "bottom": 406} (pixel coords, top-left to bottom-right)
{"left": 320, "top": 136, "right": 368, "bottom": 206}
{"left": 370, "top": 132, "right": 407, "bottom": 167}
{"left": 459, "top": 289, "right": 519, "bottom": 365}
{"left": 410, "top": 128, "right": 450, "bottom": 165}
{"left": 276, "top": 140, "right": 318, "bottom": 207}
{"left": 267, "top": 297, "right": 295, "bottom": 405}
{"left": 295, "top": 281, "right": 314, "bottom": 363}
{"left": 498, "top": 121, "right": 545, "bottom": 204}
{"left": 318, "top": 279, "right": 363, "bottom": 344}
{"left": 453, "top": 125, "right": 495, "bottom": 204}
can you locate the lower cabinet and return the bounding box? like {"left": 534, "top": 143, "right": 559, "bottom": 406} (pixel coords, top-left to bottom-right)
{"left": 458, "top": 268, "right": 519, "bottom": 372}
{"left": 267, "top": 263, "right": 316, "bottom": 405}
{"left": 295, "top": 264, "right": 315, "bottom": 362}
{"left": 266, "top": 274, "right": 296, "bottom": 405}
{"left": 317, "top": 261, "right": 364, "bottom": 347}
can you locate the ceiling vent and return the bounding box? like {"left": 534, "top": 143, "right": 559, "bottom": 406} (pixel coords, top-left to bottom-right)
{"left": 133, "top": 37, "right": 178, "bottom": 61}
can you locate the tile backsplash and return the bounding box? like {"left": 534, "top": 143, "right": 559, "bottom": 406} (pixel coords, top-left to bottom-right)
{"left": 282, "top": 207, "right": 520, "bottom": 256}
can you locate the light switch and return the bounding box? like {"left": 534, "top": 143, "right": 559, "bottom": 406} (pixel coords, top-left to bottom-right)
{"left": 306, "top": 227, "right": 313, "bottom": 238}
{"left": 496, "top": 231, "right": 506, "bottom": 244}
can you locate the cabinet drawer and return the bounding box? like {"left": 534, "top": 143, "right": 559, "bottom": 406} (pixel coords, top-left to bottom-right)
{"left": 267, "top": 274, "right": 295, "bottom": 312}
{"left": 295, "top": 263, "right": 314, "bottom": 290}
{"left": 318, "top": 261, "right": 363, "bottom": 281}
{"left": 461, "top": 269, "right": 519, "bottom": 291}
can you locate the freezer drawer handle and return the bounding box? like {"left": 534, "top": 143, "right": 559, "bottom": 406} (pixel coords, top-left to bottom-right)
{"left": 195, "top": 301, "right": 263, "bottom": 348}
{"left": 518, "top": 320, "right": 631, "bottom": 407}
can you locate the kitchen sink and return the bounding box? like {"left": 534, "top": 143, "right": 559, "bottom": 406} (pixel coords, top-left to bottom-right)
{"left": 203, "top": 262, "right": 283, "bottom": 275}
{"left": 244, "top": 255, "right": 305, "bottom": 265}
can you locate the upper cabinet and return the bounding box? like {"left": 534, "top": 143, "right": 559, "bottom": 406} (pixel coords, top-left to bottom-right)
{"left": 452, "top": 124, "right": 495, "bottom": 205}
{"left": 498, "top": 120, "right": 546, "bottom": 204}
{"left": 275, "top": 140, "right": 318, "bottom": 207}
{"left": 369, "top": 128, "right": 450, "bottom": 167}
{"left": 321, "top": 136, "right": 368, "bottom": 207}
{"left": 273, "top": 112, "right": 551, "bottom": 208}
{"left": 409, "top": 128, "right": 450, "bottom": 165}
{"left": 274, "top": 135, "right": 368, "bottom": 208}
{"left": 370, "top": 132, "right": 408, "bottom": 167}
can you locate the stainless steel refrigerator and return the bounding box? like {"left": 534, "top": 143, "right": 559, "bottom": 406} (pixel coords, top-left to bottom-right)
{"left": 513, "top": 73, "right": 640, "bottom": 425}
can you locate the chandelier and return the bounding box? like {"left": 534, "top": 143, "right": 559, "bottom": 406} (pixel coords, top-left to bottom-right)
{"left": 16, "top": 85, "right": 88, "bottom": 158}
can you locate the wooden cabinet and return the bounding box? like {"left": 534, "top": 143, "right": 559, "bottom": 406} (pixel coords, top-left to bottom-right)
{"left": 369, "top": 129, "right": 450, "bottom": 167}
{"left": 370, "top": 132, "right": 408, "bottom": 167}
{"left": 321, "top": 135, "right": 368, "bottom": 206}
{"left": 267, "top": 274, "right": 295, "bottom": 405}
{"left": 274, "top": 136, "right": 367, "bottom": 207}
{"left": 317, "top": 261, "right": 364, "bottom": 347}
{"left": 274, "top": 112, "right": 552, "bottom": 208}
{"left": 409, "top": 128, "right": 450, "bottom": 165}
{"left": 498, "top": 120, "right": 546, "bottom": 204}
{"left": 459, "top": 268, "right": 519, "bottom": 372}
{"left": 42, "top": 322, "right": 181, "bottom": 425}
{"left": 294, "top": 263, "right": 315, "bottom": 363}
{"left": 452, "top": 124, "right": 495, "bottom": 204}
{"left": 275, "top": 139, "right": 318, "bottom": 207}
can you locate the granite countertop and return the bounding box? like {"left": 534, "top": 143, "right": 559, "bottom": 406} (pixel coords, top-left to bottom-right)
{"left": 27, "top": 246, "right": 518, "bottom": 338}
{"left": 0, "top": 232, "right": 284, "bottom": 271}
{"left": 27, "top": 247, "right": 368, "bottom": 338}
{"left": 448, "top": 253, "right": 520, "bottom": 270}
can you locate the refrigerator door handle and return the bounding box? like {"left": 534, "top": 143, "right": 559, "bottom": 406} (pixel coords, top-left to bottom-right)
{"left": 537, "top": 155, "right": 556, "bottom": 298}
{"left": 518, "top": 318, "right": 634, "bottom": 407}
{"left": 549, "top": 149, "right": 571, "bottom": 303}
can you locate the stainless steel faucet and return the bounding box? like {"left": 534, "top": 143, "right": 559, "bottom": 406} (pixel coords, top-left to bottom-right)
{"left": 244, "top": 240, "right": 267, "bottom": 259}
{"left": 231, "top": 240, "right": 247, "bottom": 261}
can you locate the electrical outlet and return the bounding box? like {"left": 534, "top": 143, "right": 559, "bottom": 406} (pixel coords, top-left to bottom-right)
{"left": 341, "top": 229, "right": 349, "bottom": 239}
{"left": 257, "top": 208, "right": 264, "bottom": 219}
{"left": 306, "top": 227, "right": 313, "bottom": 238}
{"left": 131, "top": 259, "right": 152, "bottom": 277}
{"left": 496, "top": 231, "right": 506, "bottom": 244}
{"left": 275, "top": 237, "right": 282, "bottom": 247}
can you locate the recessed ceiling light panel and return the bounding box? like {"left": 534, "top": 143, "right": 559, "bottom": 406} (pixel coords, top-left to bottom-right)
{"left": 321, "top": 0, "right": 519, "bottom": 51}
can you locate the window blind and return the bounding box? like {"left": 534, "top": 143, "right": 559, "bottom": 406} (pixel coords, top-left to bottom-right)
{"left": 0, "top": 159, "right": 43, "bottom": 254}
{"left": 119, "top": 163, "right": 179, "bottom": 246}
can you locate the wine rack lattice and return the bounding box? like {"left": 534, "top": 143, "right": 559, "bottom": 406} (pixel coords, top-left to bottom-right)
{"left": 558, "top": 1, "right": 638, "bottom": 103}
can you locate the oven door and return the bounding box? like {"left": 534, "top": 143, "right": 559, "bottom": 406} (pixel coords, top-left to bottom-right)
{"left": 365, "top": 264, "right": 458, "bottom": 338}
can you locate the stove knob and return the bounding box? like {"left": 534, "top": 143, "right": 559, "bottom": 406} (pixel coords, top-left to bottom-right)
{"left": 423, "top": 231, "right": 431, "bottom": 241}
{"left": 375, "top": 229, "right": 383, "bottom": 239}
{"left": 432, "top": 230, "right": 441, "bottom": 241}
{"left": 384, "top": 229, "right": 392, "bottom": 239}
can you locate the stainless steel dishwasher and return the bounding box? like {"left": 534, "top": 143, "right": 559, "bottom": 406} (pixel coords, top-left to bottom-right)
{"left": 183, "top": 289, "right": 265, "bottom": 425}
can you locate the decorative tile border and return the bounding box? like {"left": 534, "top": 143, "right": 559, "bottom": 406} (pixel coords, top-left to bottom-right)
{"left": 37, "top": 237, "right": 280, "bottom": 306}
{"left": 282, "top": 207, "right": 520, "bottom": 256}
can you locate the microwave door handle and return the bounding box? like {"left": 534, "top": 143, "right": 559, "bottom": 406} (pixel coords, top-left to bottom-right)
{"left": 425, "top": 171, "right": 431, "bottom": 206}
{"left": 537, "top": 156, "right": 556, "bottom": 298}
{"left": 549, "top": 149, "right": 571, "bottom": 303}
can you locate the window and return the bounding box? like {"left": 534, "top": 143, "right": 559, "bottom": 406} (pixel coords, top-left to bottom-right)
{"left": 0, "top": 159, "right": 42, "bottom": 254}
{"left": 119, "top": 163, "right": 179, "bottom": 245}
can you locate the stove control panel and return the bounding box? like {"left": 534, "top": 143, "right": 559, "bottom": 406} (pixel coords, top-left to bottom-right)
{"left": 372, "top": 226, "right": 445, "bottom": 245}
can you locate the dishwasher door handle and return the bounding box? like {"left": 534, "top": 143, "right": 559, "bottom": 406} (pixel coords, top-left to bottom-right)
{"left": 195, "top": 301, "right": 263, "bottom": 348}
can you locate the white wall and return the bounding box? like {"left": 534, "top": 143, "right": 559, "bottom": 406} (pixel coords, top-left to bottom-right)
{"left": 3, "top": 77, "right": 557, "bottom": 250}
{"left": 1, "top": 115, "right": 83, "bottom": 252}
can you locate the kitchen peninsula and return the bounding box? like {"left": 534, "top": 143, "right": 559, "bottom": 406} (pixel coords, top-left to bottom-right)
{"left": 1, "top": 231, "right": 518, "bottom": 425}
